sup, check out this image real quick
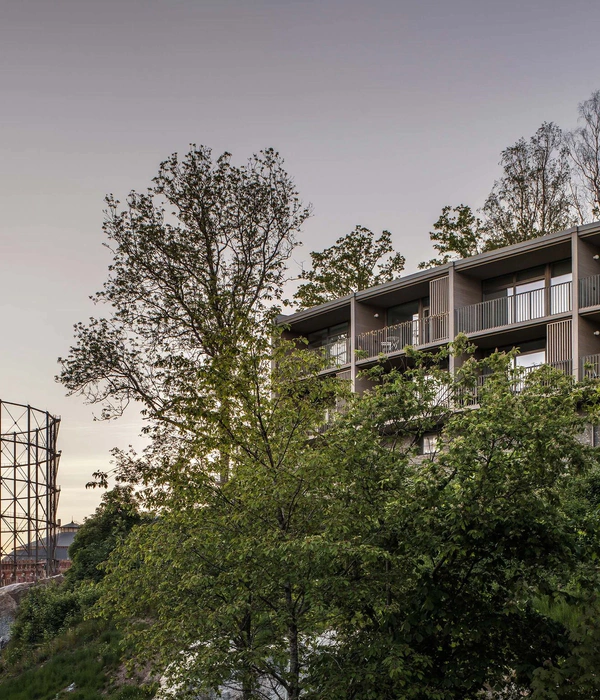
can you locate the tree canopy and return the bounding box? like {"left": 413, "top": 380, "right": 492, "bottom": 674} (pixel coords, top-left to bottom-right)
{"left": 420, "top": 96, "right": 600, "bottom": 268}
{"left": 66, "top": 485, "right": 149, "bottom": 586}
{"left": 96, "top": 342, "right": 600, "bottom": 698}
{"left": 566, "top": 89, "right": 600, "bottom": 222}
{"left": 58, "top": 145, "right": 309, "bottom": 427}
{"left": 294, "top": 226, "right": 405, "bottom": 309}
{"left": 418, "top": 204, "right": 487, "bottom": 269}
{"left": 483, "top": 121, "right": 575, "bottom": 247}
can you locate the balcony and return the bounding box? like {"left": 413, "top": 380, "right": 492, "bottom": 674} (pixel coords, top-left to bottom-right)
{"left": 581, "top": 353, "right": 600, "bottom": 378}
{"left": 580, "top": 274, "right": 600, "bottom": 309}
{"left": 455, "top": 281, "right": 572, "bottom": 335}
{"left": 459, "top": 359, "right": 574, "bottom": 406}
{"left": 355, "top": 313, "right": 449, "bottom": 360}
{"left": 309, "top": 337, "right": 351, "bottom": 370}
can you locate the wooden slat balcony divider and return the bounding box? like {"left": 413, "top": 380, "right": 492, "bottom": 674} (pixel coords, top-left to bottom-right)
{"left": 455, "top": 281, "right": 572, "bottom": 334}
{"left": 355, "top": 313, "right": 449, "bottom": 359}
{"left": 580, "top": 274, "right": 600, "bottom": 309}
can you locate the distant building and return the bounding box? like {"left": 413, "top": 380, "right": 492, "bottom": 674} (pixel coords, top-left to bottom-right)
{"left": 0, "top": 520, "right": 81, "bottom": 586}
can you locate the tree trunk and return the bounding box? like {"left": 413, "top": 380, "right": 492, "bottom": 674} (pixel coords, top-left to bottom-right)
{"left": 285, "top": 583, "right": 301, "bottom": 700}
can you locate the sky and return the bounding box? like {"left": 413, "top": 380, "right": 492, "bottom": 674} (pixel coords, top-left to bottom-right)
{"left": 1, "top": 0, "right": 600, "bottom": 521}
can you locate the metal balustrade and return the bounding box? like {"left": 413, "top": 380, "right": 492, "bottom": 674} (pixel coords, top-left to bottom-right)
{"left": 459, "top": 360, "right": 574, "bottom": 406}
{"left": 355, "top": 313, "right": 449, "bottom": 359}
{"left": 580, "top": 274, "right": 600, "bottom": 309}
{"left": 581, "top": 353, "right": 600, "bottom": 378}
{"left": 455, "top": 281, "right": 572, "bottom": 334}
{"left": 310, "top": 359, "right": 589, "bottom": 435}
{"left": 309, "top": 337, "right": 351, "bottom": 370}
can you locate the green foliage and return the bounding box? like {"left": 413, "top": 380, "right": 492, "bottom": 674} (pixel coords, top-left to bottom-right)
{"left": 0, "top": 619, "right": 156, "bottom": 700}
{"left": 418, "top": 204, "right": 487, "bottom": 268}
{"left": 565, "top": 89, "right": 600, "bottom": 223}
{"left": 483, "top": 122, "right": 575, "bottom": 246}
{"left": 58, "top": 144, "right": 308, "bottom": 424}
{"left": 294, "top": 226, "right": 405, "bottom": 308}
{"left": 97, "top": 338, "right": 350, "bottom": 700}
{"left": 95, "top": 341, "right": 600, "bottom": 698}
{"left": 302, "top": 355, "right": 600, "bottom": 698}
{"left": 4, "top": 485, "right": 148, "bottom": 672}
{"left": 67, "top": 486, "right": 150, "bottom": 586}
{"left": 422, "top": 122, "right": 577, "bottom": 267}
{"left": 6, "top": 583, "right": 97, "bottom": 662}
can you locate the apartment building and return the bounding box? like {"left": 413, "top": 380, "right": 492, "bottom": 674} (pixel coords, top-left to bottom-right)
{"left": 278, "top": 221, "right": 600, "bottom": 394}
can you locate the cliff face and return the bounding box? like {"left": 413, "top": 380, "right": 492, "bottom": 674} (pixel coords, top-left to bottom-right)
{"left": 0, "top": 576, "right": 63, "bottom": 648}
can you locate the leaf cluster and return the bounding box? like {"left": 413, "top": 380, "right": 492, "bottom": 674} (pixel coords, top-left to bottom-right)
{"left": 294, "top": 226, "right": 405, "bottom": 309}
{"left": 95, "top": 346, "right": 600, "bottom": 698}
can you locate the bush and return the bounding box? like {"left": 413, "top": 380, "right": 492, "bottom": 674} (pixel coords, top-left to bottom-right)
{"left": 6, "top": 582, "right": 98, "bottom": 661}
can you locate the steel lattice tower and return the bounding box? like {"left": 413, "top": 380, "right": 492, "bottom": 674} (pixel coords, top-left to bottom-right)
{"left": 0, "top": 401, "right": 61, "bottom": 585}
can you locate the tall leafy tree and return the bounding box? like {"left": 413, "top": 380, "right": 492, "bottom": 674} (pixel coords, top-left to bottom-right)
{"left": 58, "top": 145, "right": 309, "bottom": 488}
{"left": 97, "top": 338, "right": 349, "bottom": 700}
{"left": 96, "top": 342, "right": 600, "bottom": 699}
{"left": 483, "top": 122, "right": 576, "bottom": 247}
{"left": 422, "top": 122, "right": 578, "bottom": 268}
{"left": 294, "top": 226, "right": 405, "bottom": 309}
{"left": 566, "top": 89, "right": 600, "bottom": 222}
{"left": 58, "top": 145, "right": 309, "bottom": 427}
{"left": 306, "top": 351, "right": 600, "bottom": 698}
{"left": 418, "top": 204, "right": 487, "bottom": 269}
{"left": 66, "top": 485, "right": 149, "bottom": 586}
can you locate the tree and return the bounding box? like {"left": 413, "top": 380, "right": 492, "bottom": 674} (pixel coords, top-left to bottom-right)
{"left": 304, "top": 351, "right": 600, "bottom": 698}
{"left": 566, "top": 89, "right": 600, "bottom": 222}
{"left": 418, "top": 204, "right": 487, "bottom": 269}
{"left": 58, "top": 145, "right": 309, "bottom": 427}
{"left": 483, "top": 122, "right": 576, "bottom": 247}
{"left": 293, "top": 226, "right": 405, "bottom": 309}
{"left": 422, "top": 123, "right": 577, "bottom": 268}
{"left": 66, "top": 485, "right": 149, "bottom": 586}
{"left": 97, "top": 338, "right": 349, "bottom": 700}
{"left": 96, "top": 340, "right": 600, "bottom": 699}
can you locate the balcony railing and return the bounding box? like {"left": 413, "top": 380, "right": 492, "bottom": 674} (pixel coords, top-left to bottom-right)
{"left": 581, "top": 353, "right": 600, "bottom": 378}
{"left": 355, "top": 313, "right": 449, "bottom": 359}
{"left": 459, "top": 359, "right": 574, "bottom": 406}
{"left": 309, "top": 337, "right": 351, "bottom": 370}
{"left": 455, "top": 281, "right": 572, "bottom": 334}
{"left": 580, "top": 274, "right": 600, "bottom": 309}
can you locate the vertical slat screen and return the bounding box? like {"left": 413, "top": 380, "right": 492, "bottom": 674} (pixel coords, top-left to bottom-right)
{"left": 547, "top": 318, "right": 572, "bottom": 372}
{"left": 429, "top": 276, "right": 449, "bottom": 316}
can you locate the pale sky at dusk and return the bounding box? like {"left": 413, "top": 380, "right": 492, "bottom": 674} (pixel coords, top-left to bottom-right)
{"left": 1, "top": 0, "right": 600, "bottom": 521}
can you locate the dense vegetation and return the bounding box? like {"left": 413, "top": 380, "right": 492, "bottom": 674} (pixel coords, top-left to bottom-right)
{"left": 40, "top": 100, "right": 600, "bottom": 697}
{"left": 0, "top": 488, "right": 156, "bottom": 700}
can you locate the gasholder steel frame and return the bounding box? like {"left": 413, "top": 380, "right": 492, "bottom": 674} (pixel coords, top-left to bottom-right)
{"left": 0, "top": 400, "right": 61, "bottom": 585}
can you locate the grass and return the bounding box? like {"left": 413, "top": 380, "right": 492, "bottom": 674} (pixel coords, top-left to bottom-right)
{"left": 0, "top": 619, "right": 156, "bottom": 700}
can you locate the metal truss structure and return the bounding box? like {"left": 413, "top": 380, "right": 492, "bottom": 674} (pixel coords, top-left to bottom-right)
{"left": 0, "top": 401, "right": 61, "bottom": 585}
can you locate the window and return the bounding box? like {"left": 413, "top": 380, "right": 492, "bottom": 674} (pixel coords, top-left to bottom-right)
{"left": 515, "top": 349, "right": 546, "bottom": 369}
{"left": 482, "top": 260, "right": 572, "bottom": 325}
{"left": 551, "top": 260, "right": 572, "bottom": 314}
{"left": 307, "top": 322, "right": 349, "bottom": 366}
{"left": 421, "top": 433, "right": 439, "bottom": 455}
{"left": 387, "top": 298, "right": 429, "bottom": 346}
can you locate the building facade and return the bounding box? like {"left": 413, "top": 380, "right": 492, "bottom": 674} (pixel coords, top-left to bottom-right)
{"left": 279, "top": 222, "right": 600, "bottom": 394}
